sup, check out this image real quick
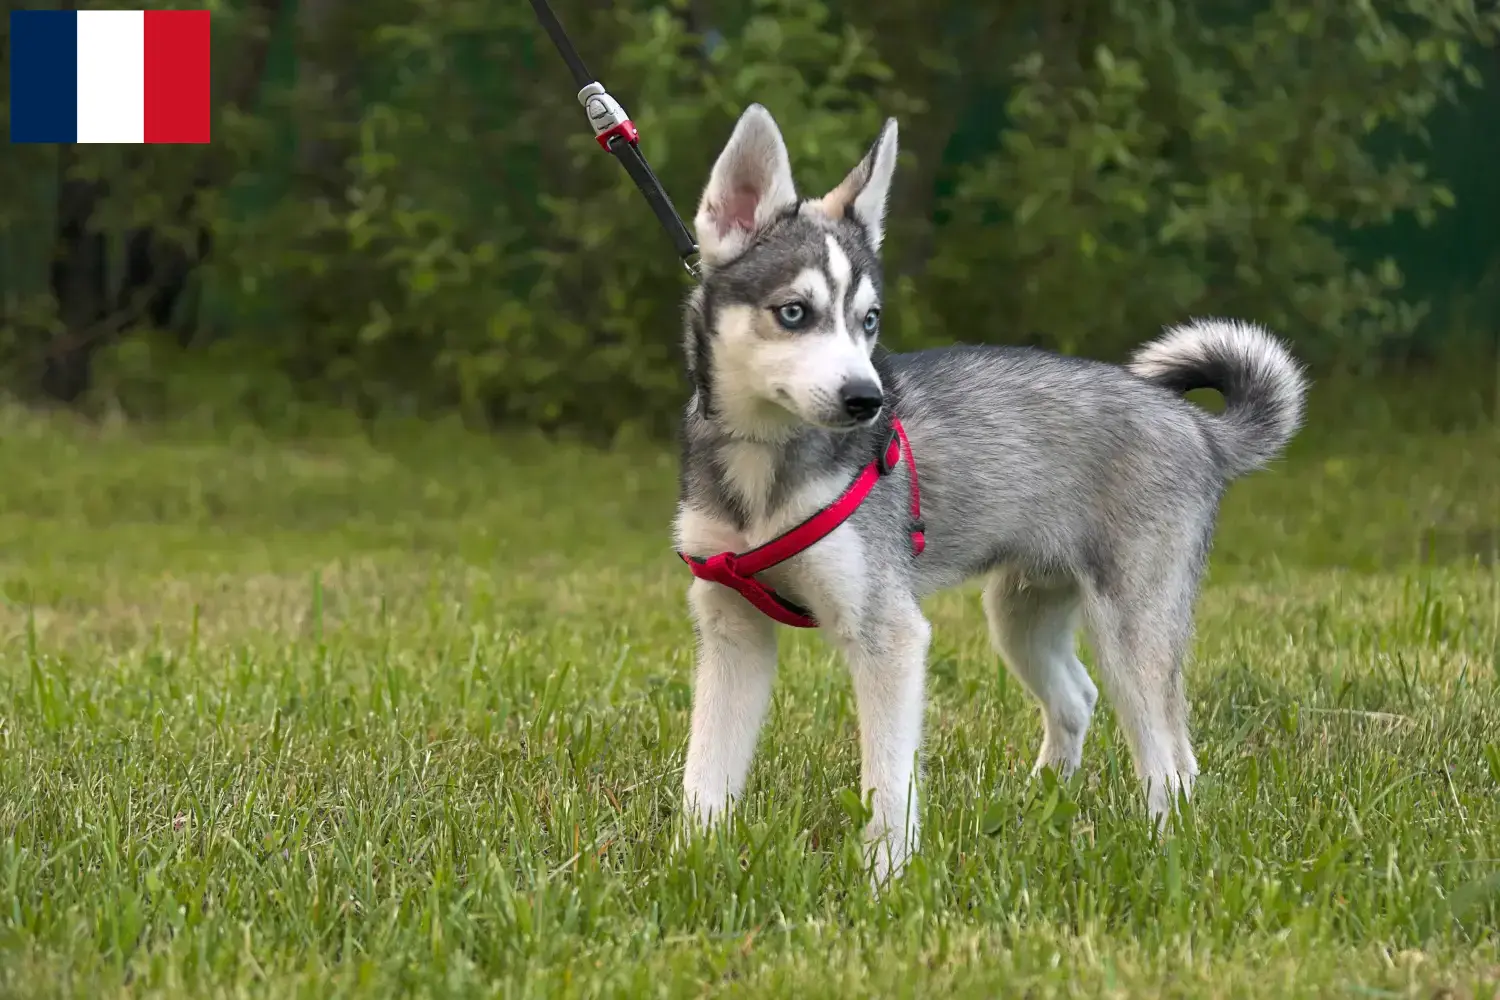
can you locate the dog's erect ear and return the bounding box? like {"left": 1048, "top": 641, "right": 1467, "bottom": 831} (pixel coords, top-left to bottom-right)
{"left": 816, "top": 118, "right": 899, "bottom": 252}
{"left": 694, "top": 104, "right": 798, "bottom": 266}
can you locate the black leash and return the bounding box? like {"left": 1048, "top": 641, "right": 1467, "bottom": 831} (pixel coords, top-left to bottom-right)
{"left": 528, "top": 0, "right": 701, "bottom": 279}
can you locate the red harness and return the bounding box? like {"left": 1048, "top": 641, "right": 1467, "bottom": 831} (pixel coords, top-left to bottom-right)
{"left": 678, "top": 419, "right": 925, "bottom": 628}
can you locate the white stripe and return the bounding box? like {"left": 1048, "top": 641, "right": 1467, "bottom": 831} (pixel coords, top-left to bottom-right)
{"left": 824, "top": 235, "right": 852, "bottom": 296}
{"left": 76, "top": 11, "right": 145, "bottom": 143}
{"left": 824, "top": 235, "right": 853, "bottom": 340}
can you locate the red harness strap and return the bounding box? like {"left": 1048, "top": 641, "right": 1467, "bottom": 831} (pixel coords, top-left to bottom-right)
{"left": 678, "top": 418, "right": 925, "bottom": 628}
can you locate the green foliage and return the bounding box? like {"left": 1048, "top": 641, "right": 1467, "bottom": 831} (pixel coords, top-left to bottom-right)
{"left": 1, "top": 0, "right": 1497, "bottom": 430}
{"left": 927, "top": 0, "right": 1497, "bottom": 363}
{"left": 182, "top": 0, "right": 911, "bottom": 435}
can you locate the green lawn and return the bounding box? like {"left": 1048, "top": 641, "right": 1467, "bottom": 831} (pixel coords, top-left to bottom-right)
{"left": 0, "top": 377, "right": 1497, "bottom": 998}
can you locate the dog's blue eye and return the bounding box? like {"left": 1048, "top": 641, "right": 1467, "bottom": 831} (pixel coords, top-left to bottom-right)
{"left": 863, "top": 309, "right": 881, "bottom": 334}
{"left": 775, "top": 303, "right": 808, "bottom": 329}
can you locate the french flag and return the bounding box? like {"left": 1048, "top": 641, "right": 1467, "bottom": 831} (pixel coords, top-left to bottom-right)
{"left": 10, "top": 9, "right": 211, "bottom": 144}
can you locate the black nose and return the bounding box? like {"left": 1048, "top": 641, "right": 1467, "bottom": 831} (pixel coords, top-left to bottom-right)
{"left": 840, "top": 380, "right": 884, "bottom": 422}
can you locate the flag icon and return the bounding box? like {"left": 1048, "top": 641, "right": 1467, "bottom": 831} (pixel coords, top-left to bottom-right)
{"left": 10, "top": 9, "right": 212, "bottom": 144}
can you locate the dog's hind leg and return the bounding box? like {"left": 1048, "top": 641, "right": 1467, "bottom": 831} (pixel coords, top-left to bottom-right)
{"left": 682, "top": 578, "right": 779, "bottom": 828}
{"left": 1080, "top": 561, "right": 1201, "bottom": 825}
{"left": 983, "top": 571, "right": 1098, "bottom": 778}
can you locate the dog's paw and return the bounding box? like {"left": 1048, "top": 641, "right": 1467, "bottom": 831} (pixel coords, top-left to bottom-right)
{"left": 1143, "top": 769, "right": 1196, "bottom": 833}
{"left": 683, "top": 788, "right": 731, "bottom": 831}
{"left": 863, "top": 821, "right": 916, "bottom": 889}
{"left": 671, "top": 790, "right": 735, "bottom": 858}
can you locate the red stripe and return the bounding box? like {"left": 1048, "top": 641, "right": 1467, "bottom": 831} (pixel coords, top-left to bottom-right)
{"left": 143, "top": 10, "right": 212, "bottom": 144}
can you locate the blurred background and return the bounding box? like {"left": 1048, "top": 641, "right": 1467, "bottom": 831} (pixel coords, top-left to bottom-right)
{"left": 0, "top": 0, "right": 1497, "bottom": 439}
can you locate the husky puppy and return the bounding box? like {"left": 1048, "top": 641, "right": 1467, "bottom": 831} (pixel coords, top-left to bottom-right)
{"left": 673, "top": 104, "right": 1306, "bottom": 881}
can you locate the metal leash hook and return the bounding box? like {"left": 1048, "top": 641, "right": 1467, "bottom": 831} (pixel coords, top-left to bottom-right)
{"left": 529, "top": 0, "right": 703, "bottom": 280}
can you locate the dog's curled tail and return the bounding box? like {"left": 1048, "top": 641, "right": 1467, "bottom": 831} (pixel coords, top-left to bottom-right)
{"left": 1129, "top": 318, "right": 1308, "bottom": 479}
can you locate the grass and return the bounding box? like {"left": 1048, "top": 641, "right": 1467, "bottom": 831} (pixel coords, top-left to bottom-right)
{"left": 0, "top": 375, "right": 1497, "bottom": 998}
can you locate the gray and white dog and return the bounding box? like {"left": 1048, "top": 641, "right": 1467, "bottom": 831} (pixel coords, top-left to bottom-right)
{"left": 673, "top": 104, "right": 1307, "bottom": 880}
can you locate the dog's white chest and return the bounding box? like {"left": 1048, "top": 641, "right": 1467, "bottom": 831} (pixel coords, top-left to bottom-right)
{"left": 721, "top": 440, "right": 779, "bottom": 521}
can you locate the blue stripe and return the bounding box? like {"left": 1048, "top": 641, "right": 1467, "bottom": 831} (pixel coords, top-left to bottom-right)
{"left": 10, "top": 10, "right": 78, "bottom": 143}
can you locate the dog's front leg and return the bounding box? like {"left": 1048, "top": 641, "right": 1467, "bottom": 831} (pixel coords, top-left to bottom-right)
{"left": 682, "top": 578, "right": 778, "bottom": 827}
{"left": 841, "top": 597, "right": 931, "bottom": 884}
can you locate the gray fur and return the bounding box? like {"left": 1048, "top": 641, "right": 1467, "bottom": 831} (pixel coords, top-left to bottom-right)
{"left": 674, "top": 105, "right": 1308, "bottom": 881}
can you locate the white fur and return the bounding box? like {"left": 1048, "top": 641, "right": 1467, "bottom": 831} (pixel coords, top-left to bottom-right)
{"left": 723, "top": 441, "right": 782, "bottom": 522}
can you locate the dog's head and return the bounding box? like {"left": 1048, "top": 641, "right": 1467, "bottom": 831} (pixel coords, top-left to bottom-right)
{"left": 683, "top": 104, "right": 899, "bottom": 438}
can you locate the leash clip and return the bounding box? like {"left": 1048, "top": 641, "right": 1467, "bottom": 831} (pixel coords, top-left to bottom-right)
{"left": 578, "top": 81, "right": 637, "bottom": 150}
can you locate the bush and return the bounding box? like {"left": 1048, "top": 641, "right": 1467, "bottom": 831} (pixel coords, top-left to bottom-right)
{"left": 925, "top": 0, "right": 1489, "bottom": 365}
{"left": 2, "top": 0, "right": 1497, "bottom": 434}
